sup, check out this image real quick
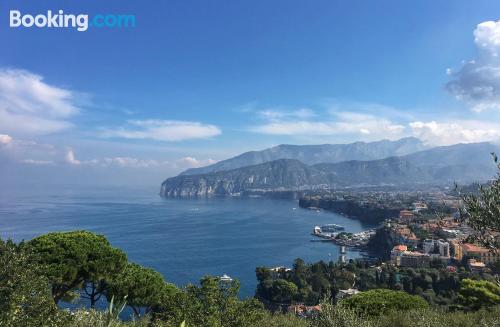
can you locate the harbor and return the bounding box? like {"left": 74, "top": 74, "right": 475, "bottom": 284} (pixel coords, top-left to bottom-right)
{"left": 312, "top": 224, "right": 375, "bottom": 248}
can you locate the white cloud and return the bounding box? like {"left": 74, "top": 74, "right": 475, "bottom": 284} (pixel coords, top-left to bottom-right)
{"left": 98, "top": 157, "right": 161, "bottom": 168}
{"left": 101, "top": 119, "right": 221, "bottom": 142}
{"left": 0, "top": 134, "right": 12, "bottom": 144}
{"left": 0, "top": 134, "right": 217, "bottom": 171}
{"left": 474, "top": 21, "right": 500, "bottom": 57}
{"left": 251, "top": 110, "right": 405, "bottom": 139}
{"left": 257, "top": 108, "right": 316, "bottom": 121}
{"left": 409, "top": 120, "right": 500, "bottom": 145}
{"left": 21, "top": 159, "right": 54, "bottom": 165}
{"left": 87, "top": 156, "right": 216, "bottom": 169}
{"left": 65, "top": 150, "right": 81, "bottom": 165}
{"left": 0, "top": 68, "right": 80, "bottom": 135}
{"left": 446, "top": 21, "right": 500, "bottom": 112}
{"left": 54, "top": 148, "right": 217, "bottom": 170}
{"left": 248, "top": 103, "right": 500, "bottom": 145}
{"left": 0, "top": 137, "right": 60, "bottom": 165}
{"left": 175, "top": 156, "right": 217, "bottom": 168}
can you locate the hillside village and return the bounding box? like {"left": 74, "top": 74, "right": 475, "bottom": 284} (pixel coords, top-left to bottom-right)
{"left": 305, "top": 189, "right": 499, "bottom": 271}
{"left": 387, "top": 200, "right": 499, "bottom": 272}
{"left": 254, "top": 186, "right": 500, "bottom": 318}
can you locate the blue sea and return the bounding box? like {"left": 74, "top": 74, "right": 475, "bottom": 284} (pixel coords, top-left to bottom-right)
{"left": 0, "top": 185, "right": 373, "bottom": 298}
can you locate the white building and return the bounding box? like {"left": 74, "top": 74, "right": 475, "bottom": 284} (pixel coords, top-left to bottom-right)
{"left": 422, "top": 239, "right": 450, "bottom": 258}
{"left": 437, "top": 239, "right": 450, "bottom": 257}
{"left": 423, "top": 239, "right": 435, "bottom": 254}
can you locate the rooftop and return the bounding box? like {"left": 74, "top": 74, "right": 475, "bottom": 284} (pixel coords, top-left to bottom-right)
{"left": 393, "top": 245, "right": 408, "bottom": 252}
{"left": 462, "top": 243, "right": 489, "bottom": 253}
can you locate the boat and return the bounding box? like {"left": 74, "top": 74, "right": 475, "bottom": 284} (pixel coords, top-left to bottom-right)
{"left": 220, "top": 274, "right": 233, "bottom": 282}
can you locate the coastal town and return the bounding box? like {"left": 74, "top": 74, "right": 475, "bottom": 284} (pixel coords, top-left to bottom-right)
{"left": 308, "top": 189, "right": 499, "bottom": 272}
{"left": 385, "top": 202, "right": 499, "bottom": 272}
{"left": 251, "top": 186, "right": 499, "bottom": 317}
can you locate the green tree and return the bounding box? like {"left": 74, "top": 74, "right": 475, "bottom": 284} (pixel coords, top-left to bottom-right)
{"left": 106, "top": 262, "right": 178, "bottom": 317}
{"left": 158, "top": 276, "right": 265, "bottom": 327}
{"left": 342, "top": 289, "right": 429, "bottom": 316}
{"left": 459, "top": 153, "right": 500, "bottom": 249}
{"left": 271, "top": 279, "right": 299, "bottom": 304}
{"left": 255, "top": 267, "right": 272, "bottom": 282}
{"left": 458, "top": 278, "right": 500, "bottom": 310}
{"left": 27, "top": 230, "right": 127, "bottom": 306}
{"left": 0, "top": 238, "right": 70, "bottom": 326}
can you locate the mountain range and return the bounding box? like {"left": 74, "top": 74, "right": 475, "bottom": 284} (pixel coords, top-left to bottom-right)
{"left": 181, "top": 137, "right": 427, "bottom": 175}
{"left": 161, "top": 139, "right": 499, "bottom": 197}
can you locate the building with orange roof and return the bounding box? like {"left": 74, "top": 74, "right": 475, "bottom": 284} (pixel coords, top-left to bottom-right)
{"left": 399, "top": 210, "right": 415, "bottom": 220}
{"left": 391, "top": 226, "right": 419, "bottom": 247}
{"left": 390, "top": 244, "right": 428, "bottom": 267}
{"left": 393, "top": 245, "right": 408, "bottom": 252}
{"left": 461, "top": 243, "right": 499, "bottom": 265}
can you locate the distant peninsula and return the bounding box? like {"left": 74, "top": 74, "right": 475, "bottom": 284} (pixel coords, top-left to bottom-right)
{"left": 160, "top": 139, "right": 499, "bottom": 197}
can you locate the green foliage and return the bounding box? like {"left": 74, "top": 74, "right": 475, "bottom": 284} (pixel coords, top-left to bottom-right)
{"left": 27, "top": 230, "right": 127, "bottom": 305}
{"left": 261, "top": 313, "right": 310, "bottom": 327}
{"left": 155, "top": 276, "right": 265, "bottom": 327}
{"left": 257, "top": 259, "right": 360, "bottom": 305}
{"left": 69, "top": 309, "right": 152, "bottom": 327}
{"left": 63, "top": 305, "right": 500, "bottom": 327}
{"left": 255, "top": 267, "right": 272, "bottom": 282}
{"left": 342, "top": 289, "right": 429, "bottom": 316}
{"left": 370, "top": 306, "right": 500, "bottom": 327}
{"left": 2, "top": 230, "right": 500, "bottom": 327}
{"left": 409, "top": 225, "right": 431, "bottom": 241}
{"left": 459, "top": 153, "right": 500, "bottom": 249}
{"left": 256, "top": 258, "right": 498, "bottom": 310}
{"left": 105, "top": 295, "right": 128, "bottom": 327}
{"left": 458, "top": 278, "right": 500, "bottom": 310}
{"left": 0, "top": 238, "right": 70, "bottom": 326}
{"left": 269, "top": 279, "right": 298, "bottom": 303}
{"left": 107, "top": 262, "right": 178, "bottom": 317}
{"left": 315, "top": 302, "right": 373, "bottom": 327}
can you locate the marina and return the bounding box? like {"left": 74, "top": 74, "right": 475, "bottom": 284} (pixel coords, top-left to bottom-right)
{"left": 312, "top": 224, "right": 375, "bottom": 248}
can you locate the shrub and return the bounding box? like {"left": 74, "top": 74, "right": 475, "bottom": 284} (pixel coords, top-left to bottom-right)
{"left": 341, "top": 289, "right": 428, "bottom": 316}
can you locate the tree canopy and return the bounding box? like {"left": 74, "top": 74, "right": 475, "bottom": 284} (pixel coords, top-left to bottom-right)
{"left": 106, "top": 262, "right": 178, "bottom": 317}
{"left": 458, "top": 278, "right": 500, "bottom": 310}
{"left": 0, "top": 239, "right": 69, "bottom": 326}
{"left": 172, "top": 276, "right": 265, "bottom": 327}
{"left": 342, "top": 289, "right": 429, "bottom": 316}
{"left": 27, "top": 230, "right": 127, "bottom": 305}
{"left": 459, "top": 153, "right": 500, "bottom": 249}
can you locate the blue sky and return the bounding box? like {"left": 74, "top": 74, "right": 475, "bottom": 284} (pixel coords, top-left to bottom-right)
{"left": 1, "top": 0, "right": 500, "bottom": 185}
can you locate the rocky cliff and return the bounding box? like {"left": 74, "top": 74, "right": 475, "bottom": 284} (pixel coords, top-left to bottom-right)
{"left": 161, "top": 159, "right": 329, "bottom": 197}
{"left": 161, "top": 142, "right": 499, "bottom": 197}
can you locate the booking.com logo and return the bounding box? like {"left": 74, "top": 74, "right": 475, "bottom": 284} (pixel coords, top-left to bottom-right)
{"left": 9, "top": 10, "right": 136, "bottom": 32}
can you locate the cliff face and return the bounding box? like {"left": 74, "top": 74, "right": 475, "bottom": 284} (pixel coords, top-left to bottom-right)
{"left": 160, "top": 159, "right": 329, "bottom": 197}
{"left": 160, "top": 143, "right": 499, "bottom": 197}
